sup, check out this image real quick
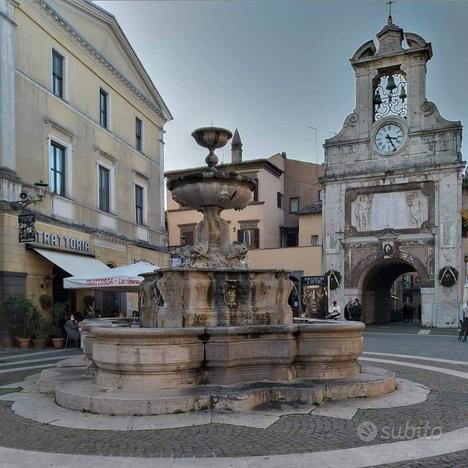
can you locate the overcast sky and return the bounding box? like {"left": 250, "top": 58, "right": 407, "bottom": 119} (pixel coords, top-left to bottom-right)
{"left": 96, "top": 0, "right": 468, "bottom": 171}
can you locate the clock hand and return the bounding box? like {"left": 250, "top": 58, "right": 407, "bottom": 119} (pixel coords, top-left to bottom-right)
{"left": 385, "top": 134, "right": 396, "bottom": 150}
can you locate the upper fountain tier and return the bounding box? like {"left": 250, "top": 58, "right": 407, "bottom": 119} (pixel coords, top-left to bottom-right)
{"left": 166, "top": 127, "right": 257, "bottom": 269}
{"left": 167, "top": 127, "right": 256, "bottom": 211}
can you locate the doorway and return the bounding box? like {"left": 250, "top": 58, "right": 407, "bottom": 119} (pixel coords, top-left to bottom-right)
{"left": 52, "top": 265, "right": 76, "bottom": 315}
{"left": 361, "top": 259, "right": 420, "bottom": 324}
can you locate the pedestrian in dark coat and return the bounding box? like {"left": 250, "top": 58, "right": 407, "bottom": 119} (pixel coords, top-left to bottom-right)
{"left": 344, "top": 298, "right": 354, "bottom": 321}
{"left": 353, "top": 299, "right": 362, "bottom": 322}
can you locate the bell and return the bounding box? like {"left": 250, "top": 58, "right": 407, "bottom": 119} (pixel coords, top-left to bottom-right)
{"left": 386, "top": 74, "right": 397, "bottom": 92}
{"left": 399, "top": 85, "right": 407, "bottom": 102}
{"left": 374, "top": 91, "right": 382, "bottom": 107}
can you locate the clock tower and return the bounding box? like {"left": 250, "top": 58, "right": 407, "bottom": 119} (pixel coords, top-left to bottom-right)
{"left": 322, "top": 17, "right": 464, "bottom": 327}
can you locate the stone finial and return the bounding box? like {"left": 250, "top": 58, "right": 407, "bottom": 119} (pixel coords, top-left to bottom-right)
{"left": 376, "top": 20, "right": 404, "bottom": 56}
{"left": 231, "top": 129, "right": 243, "bottom": 163}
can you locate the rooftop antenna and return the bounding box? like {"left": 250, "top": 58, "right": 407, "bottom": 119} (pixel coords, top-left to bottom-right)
{"left": 386, "top": 0, "right": 395, "bottom": 25}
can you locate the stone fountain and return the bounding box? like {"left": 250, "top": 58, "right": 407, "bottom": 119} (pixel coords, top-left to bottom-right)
{"left": 49, "top": 127, "right": 395, "bottom": 416}
{"left": 139, "top": 127, "right": 292, "bottom": 329}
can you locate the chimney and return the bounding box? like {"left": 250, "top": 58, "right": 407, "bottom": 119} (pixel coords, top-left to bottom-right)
{"left": 231, "top": 128, "right": 243, "bottom": 163}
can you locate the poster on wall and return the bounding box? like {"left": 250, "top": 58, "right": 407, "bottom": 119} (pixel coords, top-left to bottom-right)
{"left": 18, "top": 213, "right": 36, "bottom": 243}
{"left": 300, "top": 275, "right": 328, "bottom": 319}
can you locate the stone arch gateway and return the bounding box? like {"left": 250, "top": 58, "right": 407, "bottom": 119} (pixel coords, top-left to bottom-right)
{"left": 358, "top": 258, "right": 420, "bottom": 324}
{"left": 322, "top": 19, "right": 463, "bottom": 327}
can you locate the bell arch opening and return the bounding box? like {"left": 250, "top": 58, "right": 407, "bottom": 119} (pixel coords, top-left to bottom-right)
{"left": 360, "top": 259, "right": 421, "bottom": 324}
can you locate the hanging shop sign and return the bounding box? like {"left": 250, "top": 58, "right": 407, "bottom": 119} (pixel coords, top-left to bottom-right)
{"left": 34, "top": 230, "right": 90, "bottom": 253}
{"left": 18, "top": 214, "right": 36, "bottom": 243}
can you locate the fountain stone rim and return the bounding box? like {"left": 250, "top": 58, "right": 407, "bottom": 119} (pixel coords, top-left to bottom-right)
{"left": 167, "top": 170, "right": 257, "bottom": 192}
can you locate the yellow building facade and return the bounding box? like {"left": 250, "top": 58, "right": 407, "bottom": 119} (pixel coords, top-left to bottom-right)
{"left": 0, "top": 0, "right": 171, "bottom": 319}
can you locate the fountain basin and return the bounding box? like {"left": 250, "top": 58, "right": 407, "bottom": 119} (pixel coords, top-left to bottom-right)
{"left": 82, "top": 321, "right": 365, "bottom": 391}
{"left": 91, "top": 327, "right": 205, "bottom": 390}
{"left": 295, "top": 322, "right": 364, "bottom": 379}
{"left": 167, "top": 171, "right": 256, "bottom": 210}
{"left": 52, "top": 320, "right": 396, "bottom": 415}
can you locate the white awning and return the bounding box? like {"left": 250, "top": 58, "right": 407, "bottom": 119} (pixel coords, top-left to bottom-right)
{"left": 31, "top": 247, "right": 110, "bottom": 277}
{"left": 63, "top": 261, "right": 157, "bottom": 291}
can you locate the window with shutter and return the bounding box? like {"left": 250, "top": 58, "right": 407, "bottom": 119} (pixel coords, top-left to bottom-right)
{"left": 52, "top": 50, "right": 64, "bottom": 98}
{"left": 98, "top": 165, "right": 110, "bottom": 212}
{"left": 238, "top": 227, "right": 259, "bottom": 249}
{"left": 100, "top": 89, "right": 109, "bottom": 128}
{"left": 277, "top": 192, "right": 284, "bottom": 209}
{"left": 289, "top": 197, "right": 299, "bottom": 213}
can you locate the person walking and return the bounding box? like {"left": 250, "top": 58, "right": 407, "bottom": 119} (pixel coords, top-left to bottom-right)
{"left": 353, "top": 299, "right": 362, "bottom": 322}
{"left": 344, "top": 298, "right": 354, "bottom": 321}
{"left": 402, "top": 303, "right": 409, "bottom": 324}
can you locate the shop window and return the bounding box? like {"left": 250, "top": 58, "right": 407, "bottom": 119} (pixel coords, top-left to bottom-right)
{"left": 289, "top": 197, "right": 299, "bottom": 213}
{"left": 99, "top": 88, "right": 109, "bottom": 128}
{"left": 49, "top": 141, "right": 66, "bottom": 196}
{"left": 135, "top": 184, "right": 144, "bottom": 225}
{"left": 136, "top": 117, "right": 143, "bottom": 152}
{"left": 98, "top": 165, "right": 110, "bottom": 213}
{"left": 238, "top": 228, "right": 259, "bottom": 249}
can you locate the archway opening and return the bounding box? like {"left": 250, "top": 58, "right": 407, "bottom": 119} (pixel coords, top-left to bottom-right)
{"left": 361, "top": 259, "right": 421, "bottom": 324}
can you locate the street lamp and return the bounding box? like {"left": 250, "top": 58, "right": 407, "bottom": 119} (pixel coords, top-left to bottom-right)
{"left": 306, "top": 125, "right": 318, "bottom": 163}
{"left": 14, "top": 180, "right": 48, "bottom": 208}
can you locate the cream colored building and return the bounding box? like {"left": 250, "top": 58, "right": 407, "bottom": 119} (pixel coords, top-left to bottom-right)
{"left": 166, "top": 130, "right": 324, "bottom": 311}
{"left": 0, "top": 0, "right": 171, "bottom": 320}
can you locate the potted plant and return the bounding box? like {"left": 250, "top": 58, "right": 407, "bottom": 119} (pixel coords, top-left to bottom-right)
{"left": 32, "top": 318, "right": 49, "bottom": 349}
{"left": 50, "top": 301, "right": 68, "bottom": 348}
{"left": 50, "top": 327, "right": 65, "bottom": 348}
{"left": 4, "top": 296, "right": 37, "bottom": 348}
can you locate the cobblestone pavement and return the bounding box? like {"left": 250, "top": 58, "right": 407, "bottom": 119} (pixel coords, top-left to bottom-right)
{"left": 0, "top": 362, "right": 467, "bottom": 463}
{"left": 372, "top": 450, "right": 468, "bottom": 467}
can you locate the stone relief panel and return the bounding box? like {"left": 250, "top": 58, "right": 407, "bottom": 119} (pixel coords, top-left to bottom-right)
{"left": 351, "top": 190, "right": 428, "bottom": 232}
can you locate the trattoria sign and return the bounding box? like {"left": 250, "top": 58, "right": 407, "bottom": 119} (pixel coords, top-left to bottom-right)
{"left": 34, "top": 231, "right": 90, "bottom": 253}
{"left": 84, "top": 277, "right": 141, "bottom": 287}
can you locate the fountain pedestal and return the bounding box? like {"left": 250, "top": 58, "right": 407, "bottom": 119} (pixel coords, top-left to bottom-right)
{"left": 139, "top": 268, "right": 293, "bottom": 328}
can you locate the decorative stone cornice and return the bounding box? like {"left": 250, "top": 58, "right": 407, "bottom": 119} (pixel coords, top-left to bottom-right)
{"left": 33, "top": 0, "right": 168, "bottom": 121}
{"left": 0, "top": 10, "right": 17, "bottom": 26}
{"left": 0, "top": 167, "right": 22, "bottom": 183}
{"left": 44, "top": 118, "right": 75, "bottom": 141}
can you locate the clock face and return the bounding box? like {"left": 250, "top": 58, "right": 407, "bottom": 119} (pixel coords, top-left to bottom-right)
{"left": 375, "top": 123, "right": 404, "bottom": 154}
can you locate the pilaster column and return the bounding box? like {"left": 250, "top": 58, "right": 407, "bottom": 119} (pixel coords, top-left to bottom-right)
{"left": 354, "top": 67, "right": 376, "bottom": 139}
{"left": 158, "top": 128, "right": 167, "bottom": 243}
{"left": 0, "top": 0, "right": 21, "bottom": 202}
